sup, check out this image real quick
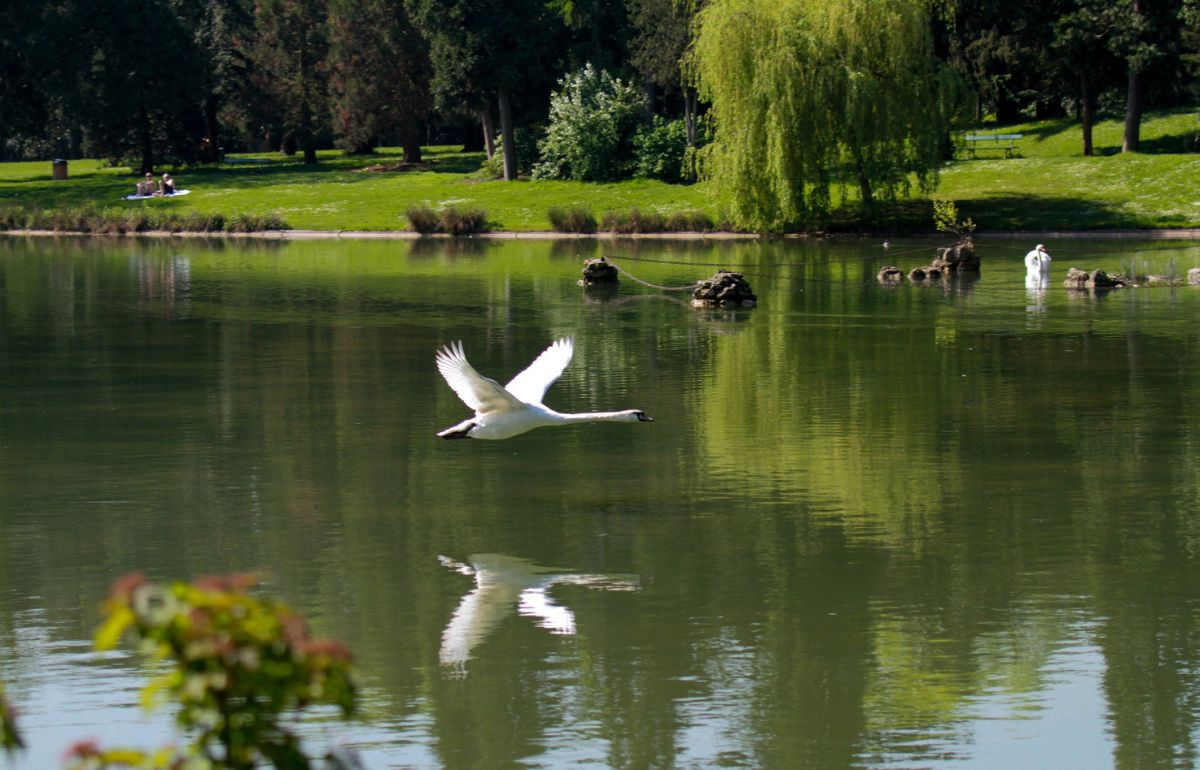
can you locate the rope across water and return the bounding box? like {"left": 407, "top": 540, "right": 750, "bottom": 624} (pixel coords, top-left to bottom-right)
{"left": 598, "top": 238, "right": 1200, "bottom": 292}
{"left": 604, "top": 260, "right": 698, "bottom": 292}
{"left": 601, "top": 249, "right": 940, "bottom": 288}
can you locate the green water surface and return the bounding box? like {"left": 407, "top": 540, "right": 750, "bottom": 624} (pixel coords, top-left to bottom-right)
{"left": 2, "top": 235, "right": 1200, "bottom": 769}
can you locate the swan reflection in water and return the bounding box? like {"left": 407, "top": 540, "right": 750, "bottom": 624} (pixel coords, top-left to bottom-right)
{"left": 438, "top": 554, "right": 639, "bottom": 672}
{"left": 1025, "top": 271, "right": 1050, "bottom": 313}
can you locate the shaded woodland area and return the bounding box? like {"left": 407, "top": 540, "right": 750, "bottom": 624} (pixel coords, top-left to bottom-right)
{"left": 0, "top": 0, "right": 1196, "bottom": 183}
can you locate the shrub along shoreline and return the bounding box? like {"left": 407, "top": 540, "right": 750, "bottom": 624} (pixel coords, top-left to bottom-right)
{"left": 5, "top": 225, "right": 1200, "bottom": 241}
{"left": 0, "top": 204, "right": 289, "bottom": 234}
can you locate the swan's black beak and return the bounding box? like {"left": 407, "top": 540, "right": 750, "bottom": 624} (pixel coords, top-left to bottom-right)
{"left": 636, "top": 411, "right": 653, "bottom": 422}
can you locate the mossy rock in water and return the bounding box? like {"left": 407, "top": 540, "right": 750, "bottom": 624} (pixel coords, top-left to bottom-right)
{"left": 579, "top": 257, "right": 619, "bottom": 287}
{"left": 1063, "top": 267, "right": 1123, "bottom": 290}
{"left": 908, "top": 265, "right": 943, "bottom": 281}
{"left": 933, "top": 240, "right": 980, "bottom": 272}
{"left": 1111, "top": 273, "right": 1181, "bottom": 287}
{"left": 692, "top": 270, "right": 757, "bottom": 308}
{"left": 877, "top": 266, "right": 905, "bottom": 284}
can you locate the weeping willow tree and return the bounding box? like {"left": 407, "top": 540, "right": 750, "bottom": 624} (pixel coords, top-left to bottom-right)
{"left": 693, "top": 0, "right": 959, "bottom": 231}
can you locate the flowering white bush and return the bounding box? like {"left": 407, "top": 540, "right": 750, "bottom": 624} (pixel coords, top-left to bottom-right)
{"left": 533, "top": 64, "right": 644, "bottom": 181}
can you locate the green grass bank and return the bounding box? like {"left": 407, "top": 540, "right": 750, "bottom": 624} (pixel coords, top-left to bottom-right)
{"left": 1, "top": 109, "right": 1197, "bottom": 234}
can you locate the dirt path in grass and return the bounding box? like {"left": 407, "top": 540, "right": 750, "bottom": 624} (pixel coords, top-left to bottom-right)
{"left": 3, "top": 228, "right": 1200, "bottom": 240}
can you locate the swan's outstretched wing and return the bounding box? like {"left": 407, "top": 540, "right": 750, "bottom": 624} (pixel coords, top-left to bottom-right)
{"left": 518, "top": 587, "right": 576, "bottom": 635}
{"left": 437, "top": 341, "right": 524, "bottom": 414}
{"left": 505, "top": 337, "right": 574, "bottom": 405}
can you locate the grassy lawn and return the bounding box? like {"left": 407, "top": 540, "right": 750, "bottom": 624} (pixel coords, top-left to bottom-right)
{"left": 938, "top": 108, "right": 1200, "bottom": 230}
{"left": 0, "top": 147, "right": 712, "bottom": 232}
{"left": 1, "top": 108, "right": 1196, "bottom": 232}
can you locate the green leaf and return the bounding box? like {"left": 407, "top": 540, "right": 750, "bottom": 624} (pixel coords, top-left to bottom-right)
{"left": 95, "top": 605, "right": 135, "bottom": 650}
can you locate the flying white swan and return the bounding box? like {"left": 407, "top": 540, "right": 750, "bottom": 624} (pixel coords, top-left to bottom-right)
{"left": 437, "top": 554, "right": 639, "bottom": 672}
{"left": 435, "top": 336, "right": 653, "bottom": 439}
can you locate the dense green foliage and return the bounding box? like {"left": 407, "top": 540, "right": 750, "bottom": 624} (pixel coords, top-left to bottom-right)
{"left": 627, "top": 0, "right": 692, "bottom": 93}
{"left": 478, "top": 129, "right": 542, "bottom": 178}
{"left": 0, "top": 0, "right": 1196, "bottom": 229}
{"left": 81, "top": 572, "right": 359, "bottom": 770}
{"left": 632, "top": 117, "right": 690, "bottom": 183}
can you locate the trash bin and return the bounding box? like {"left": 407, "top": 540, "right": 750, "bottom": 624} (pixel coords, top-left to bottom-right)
{"left": 52, "top": 159, "right": 68, "bottom": 180}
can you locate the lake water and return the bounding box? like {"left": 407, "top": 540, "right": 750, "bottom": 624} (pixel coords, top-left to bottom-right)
{"left": 2, "top": 234, "right": 1200, "bottom": 769}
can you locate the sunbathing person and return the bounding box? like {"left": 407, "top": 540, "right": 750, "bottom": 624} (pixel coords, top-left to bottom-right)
{"left": 136, "top": 172, "right": 154, "bottom": 196}
{"left": 156, "top": 173, "right": 176, "bottom": 196}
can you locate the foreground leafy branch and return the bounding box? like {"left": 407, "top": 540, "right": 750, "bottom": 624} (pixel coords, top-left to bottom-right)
{"left": 75, "top": 572, "right": 359, "bottom": 770}
{"left": 0, "top": 683, "right": 22, "bottom": 753}
{"left": 932, "top": 198, "right": 976, "bottom": 239}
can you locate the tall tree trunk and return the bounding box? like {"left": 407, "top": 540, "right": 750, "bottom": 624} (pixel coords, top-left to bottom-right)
{"left": 683, "top": 87, "right": 697, "bottom": 148}
{"left": 300, "top": 99, "right": 317, "bottom": 164}
{"left": 299, "top": 29, "right": 317, "bottom": 164}
{"left": 139, "top": 105, "right": 154, "bottom": 174}
{"left": 497, "top": 87, "right": 517, "bottom": 181}
{"left": 1123, "top": 0, "right": 1144, "bottom": 153}
{"left": 855, "top": 161, "right": 873, "bottom": 211}
{"left": 995, "top": 88, "right": 1021, "bottom": 125}
{"left": 1122, "top": 68, "right": 1143, "bottom": 153}
{"left": 1081, "top": 71, "right": 1095, "bottom": 157}
{"left": 203, "top": 94, "right": 222, "bottom": 162}
{"left": 683, "top": 86, "right": 698, "bottom": 183}
{"left": 847, "top": 139, "right": 874, "bottom": 209}
{"left": 481, "top": 104, "right": 496, "bottom": 159}
{"left": 461, "top": 124, "right": 483, "bottom": 152}
{"left": 404, "top": 137, "right": 422, "bottom": 163}
{"left": 643, "top": 81, "right": 655, "bottom": 125}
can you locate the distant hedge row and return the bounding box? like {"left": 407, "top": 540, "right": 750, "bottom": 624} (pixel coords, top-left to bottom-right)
{"left": 548, "top": 206, "right": 716, "bottom": 234}
{"left": 402, "top": 204, "right": 716, "bottom": 235}
{"left": 0, "top": 202, "right": 717, "bottom": 236}
{"left": 0, "top": 205, "right": 289, "bottom": 234}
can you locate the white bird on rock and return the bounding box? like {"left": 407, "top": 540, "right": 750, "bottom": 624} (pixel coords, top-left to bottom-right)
{"left": 435, "top": 336, "right": 653, "bottom": 440}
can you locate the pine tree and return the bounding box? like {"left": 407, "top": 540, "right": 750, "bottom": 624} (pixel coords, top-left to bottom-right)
{"left": 245, "top": 0, "right": 330, "bottom": 163}
{"left": 408, "top": 0, "right": 561, "bottom": 180}
{"left": 172, "top": 0, "right": 253, "bottom": 161}
{"left": 71, "top": 0, "right": 206, "bottom": 172}
{"left": 327, "top": 0, "right": 432, "bottom": 160}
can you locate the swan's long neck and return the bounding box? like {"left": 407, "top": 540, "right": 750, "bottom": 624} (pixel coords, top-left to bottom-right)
{"left": 550, "top": 409, "right": 644, "bottom": 424}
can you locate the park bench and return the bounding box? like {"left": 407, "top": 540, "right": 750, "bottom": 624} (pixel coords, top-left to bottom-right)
{"left": 963, "top": 133, "right": 1023, "bottom": 159}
